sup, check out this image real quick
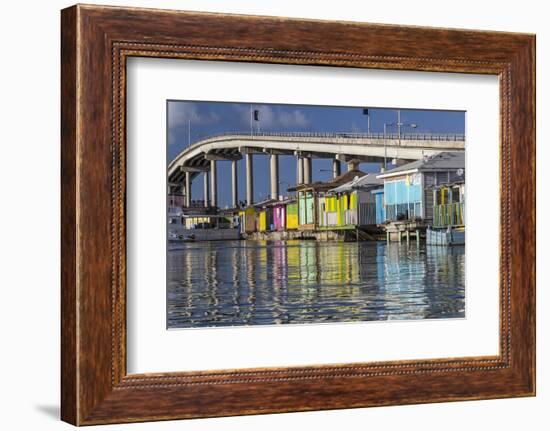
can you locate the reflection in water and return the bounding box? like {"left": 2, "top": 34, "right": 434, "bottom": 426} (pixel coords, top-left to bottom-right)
{"left": 167, "top": 241, "right": 465, "bottom": 329}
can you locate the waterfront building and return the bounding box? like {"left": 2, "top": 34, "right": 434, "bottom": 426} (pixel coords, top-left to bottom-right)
{"left": 238, "top": 207, "right": 256, "bottom": 234}
{"left": 289, "top": 170, "right": 366, "bottom": 231}
{"left": 253, "top": 199, "right": 277, "bottom": 232}
{"left": 376, "top": 151, "right": 465, "bottom": 224}
{"left": 372, "top": 189, "right": 386, "bottom": 224}
{"left": 238, "top": 198, "right": 298, "bottom": 235}
{"left": 432, "top": 180, "right": 465, "bottom": 228}
{"left": 168, "top": 209, "right": 240, "bottom": 241}
{"left": 285, "top": 201, "right": 299, "bottom": 230}
{"left": 322, "top": 173, "right": 384, "bottom": 229}
{"left": 425, "top": 179, "right": 466, "bottom": 245}
{"left": 268, "top": 198, "right": 296, "bottom": 231}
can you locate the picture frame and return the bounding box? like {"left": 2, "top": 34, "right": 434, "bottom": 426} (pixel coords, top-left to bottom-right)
{"left": 61, "top": 4, "right": 535, "bottom": 425}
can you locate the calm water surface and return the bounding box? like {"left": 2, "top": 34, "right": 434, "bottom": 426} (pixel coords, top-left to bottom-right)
{"left": 167, "top": 240, "right": 465, "bottom": 329}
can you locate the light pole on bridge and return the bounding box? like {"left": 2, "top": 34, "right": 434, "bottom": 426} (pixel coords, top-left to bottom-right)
{"left": 384, "top": 110, "right": 418, "bottom": 170}
{"left": 362, "top": 108, "right": 371, "bottom": 134}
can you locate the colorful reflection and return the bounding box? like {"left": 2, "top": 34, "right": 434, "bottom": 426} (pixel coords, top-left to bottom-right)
{"left": 167, "top": 241, "right": 465, "bottom": 328}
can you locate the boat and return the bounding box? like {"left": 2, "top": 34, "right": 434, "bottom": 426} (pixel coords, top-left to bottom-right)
{"left": 426, "top": 226, "right": 465, "bottom": 246}
{"left": 168, "top": 231, "right": 195, "bottom": 242}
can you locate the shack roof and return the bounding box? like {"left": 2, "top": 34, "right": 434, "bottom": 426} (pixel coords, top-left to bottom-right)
{"left": 287, "top": 169, "right": 366, "bottom": 193}
{"left": 329, "top": 173, "right": 383, "bottom": 194}
{"left": 267, "top": 197, "right": 296, "bottom": 207}
{"left": 376, "top": 151, "right": 465, "bottom": 179}
{"left": 252, "top": 198, "right": 278, "bottom": 209}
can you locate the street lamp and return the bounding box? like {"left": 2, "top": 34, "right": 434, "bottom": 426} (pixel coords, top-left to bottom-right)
{"left": 250, "top": 105, "right": 261, "bottom": 136}
{"left": 362, "top": 108, "right": 371, "bottom": 134}
{"left": 383, "top": 111, "right": 418, "bottom": 170}
{"left": 383, "top": 122, "right": 393, "bottom": 171}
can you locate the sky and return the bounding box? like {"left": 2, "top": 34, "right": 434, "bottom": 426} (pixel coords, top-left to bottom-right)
{"left": 168, "top": 101, "right": 465, "bottom": 208}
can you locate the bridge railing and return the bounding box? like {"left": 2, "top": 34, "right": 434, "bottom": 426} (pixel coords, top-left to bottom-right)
{"left": 188, "top": 130, "right": 465, "bottom": 147}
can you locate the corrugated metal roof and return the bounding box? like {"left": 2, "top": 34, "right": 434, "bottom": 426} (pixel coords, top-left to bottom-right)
{"left": 252, "top": 198, "right": 278, "bottom": 209}
{"left": 329, "top": 173, "right": 383, "bottom": 194}
{"left": 287, "top": 169, "right": 366, "bottom": 192}
{"left": 267, "top": 197, "right": 296, "bottom": 206}
{"left": 377, "top": 151, "right": 465, "bottom": 179}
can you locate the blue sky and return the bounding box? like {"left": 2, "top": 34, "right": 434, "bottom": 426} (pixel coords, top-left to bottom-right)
{"left": 168, "top": 101, "right": 465, "bottom": 208}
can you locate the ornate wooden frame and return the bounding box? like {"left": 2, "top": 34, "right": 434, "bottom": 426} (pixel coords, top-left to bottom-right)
{"left": 61, "top": 4, "right": 536, "bottom": 425}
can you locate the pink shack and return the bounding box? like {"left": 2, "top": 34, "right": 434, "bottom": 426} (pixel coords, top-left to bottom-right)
{"left": 269, "top": 198, "right": 295, "bottom": 232}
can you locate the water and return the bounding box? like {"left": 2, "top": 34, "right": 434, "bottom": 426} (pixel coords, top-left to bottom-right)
{"left": 167, "top": 240, "right": 465, "bottom": 329}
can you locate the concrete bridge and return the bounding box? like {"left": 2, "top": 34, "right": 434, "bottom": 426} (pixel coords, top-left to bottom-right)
{"left": 168, "top": 131, "right": 464, "bottom": 208}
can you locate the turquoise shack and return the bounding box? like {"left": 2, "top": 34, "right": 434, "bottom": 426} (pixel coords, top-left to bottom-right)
{"left": 376, "top": 152, "right": 465, "bottom": 224}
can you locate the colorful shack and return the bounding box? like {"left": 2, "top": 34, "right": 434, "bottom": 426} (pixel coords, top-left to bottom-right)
{"left": 289, "top": 170, "right": 366, "bottom": 231}
{"left": 426, "top": 179, "right": 465, "bottom": 245}
{"left": 432, "top": 180, "right": 465, "bottom": 227}
{"left": 285, "top": 200, "right": 299, "bottom": 230}
{"left": 376, "top": 152, "right": 465, "bottom": 224}
{"left": 253, "top": 199, "right": 277, "bottom": 233}
{"left": 268, "top": 198, "right": 296, "bottom": 231}
{"left": 372, "top": 189, "right": 386, "bottom": 224}
{"left": 238, "top": 207, "right": 257, "bottom": 234}
{"left": 323, "top": 173, "right": 384, "bottom": 229}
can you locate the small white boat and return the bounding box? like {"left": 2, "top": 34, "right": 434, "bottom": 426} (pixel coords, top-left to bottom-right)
{"left": 426, "top": 227, "right": 465, "bottom": 246}
{"left": 168, "top": 231, "right": 195, "bottom": 242}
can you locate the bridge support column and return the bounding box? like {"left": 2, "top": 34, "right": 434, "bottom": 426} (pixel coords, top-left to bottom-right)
{"left": 270, "top": 154, "right": 279, "bottom": 200}
{"left": 347, "top": 160, "right": 359, "bottom": 171}
{"left": 203, "top": 172, "right": 210, "bottom": 207}
{"left": 303, "top": 157, "right": 312, "bottom": 184}
{"left": 210, "top": 160, "right": 217, "bottom": 208}
{"left": 246, "top": 153, "right": 254, "bottom": 205}
{"left": 231, "top": 160, "right": 238, "bottom": 208}
{"left": 184, "top": 172, "right": 192, "bottom": 207}
{"left": 332, "top": 159, "right": 341, "bottom": 178}
{"left": 296, "top": 156, "right": 304, "bottom": 185}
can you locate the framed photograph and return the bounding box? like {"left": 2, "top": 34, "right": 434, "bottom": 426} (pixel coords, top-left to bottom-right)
{"left": 61, "top": 4, "right": 536, "bottom": 425}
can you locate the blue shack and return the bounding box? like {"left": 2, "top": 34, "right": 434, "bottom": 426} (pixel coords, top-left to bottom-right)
{"left": 376, "top": 152, "right": 465, "bottom": 224}
{"left": 372, "top": 189, "right": 386, "bottom": 224}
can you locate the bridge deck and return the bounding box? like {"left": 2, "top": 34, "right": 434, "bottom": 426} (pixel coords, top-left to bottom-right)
{"left": 168, "top": 132, "right": 465, "bottom": 184}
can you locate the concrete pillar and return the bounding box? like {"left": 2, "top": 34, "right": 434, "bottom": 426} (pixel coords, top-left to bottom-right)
{"left": 203, "top": 171, "right": 210, "bottom": 208}
{"left": 297, "top": 156, "right": 304, "bottom": 185}
{"left": 332, "top": 159, "right": 341, "bottom": 178}
{"left": 246, "top": 153, "right": 254, "bottom": 205}
{"left": 304, "top": 157, "right": 312, "bottom": 184}
{"left": 185, "top": 172, "right": 192, "bottom": 207}
{"left": 270, "top": 153, "right": 279, "bottom": 200}
{"left": 210, "top": 160, "right": 217, "bottom": 208}
{"left": 231, "top": 160, "right": 238, "bottom": 208}
{"left": 348, "top": 160, "right": 359, "bottom": 171}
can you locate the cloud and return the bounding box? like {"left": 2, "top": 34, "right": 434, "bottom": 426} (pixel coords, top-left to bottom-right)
{"left": 234, "top": 104, "right": 310, "bottom": 131}
{"left": 168, "top": 102, "right": 220, "bottom": 128}
{"left": 168, "top": 102, "right": 221, "bottom": 145}
{"left": 278, "top": 109, "right": 309, "bottom": 128}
